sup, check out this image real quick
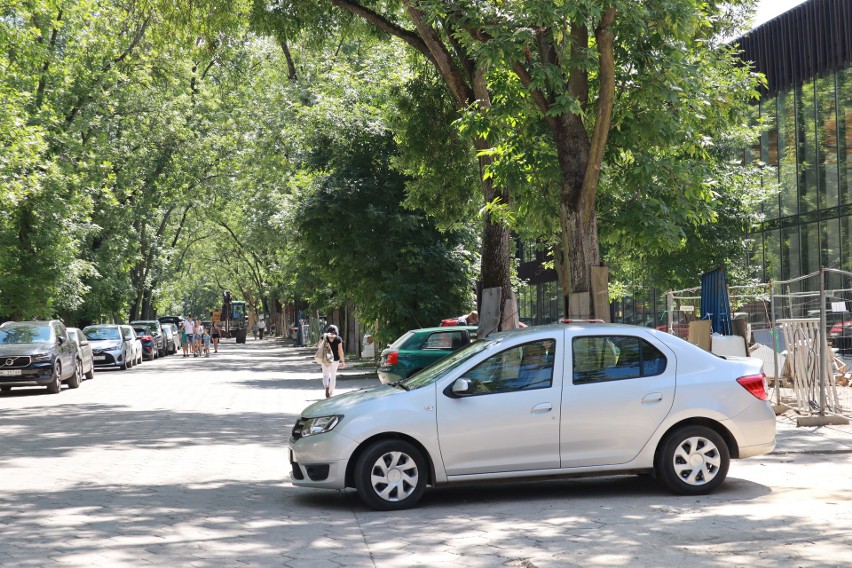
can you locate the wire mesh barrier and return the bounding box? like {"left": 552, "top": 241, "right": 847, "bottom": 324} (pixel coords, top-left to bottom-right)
{"left": 667, "top": 269, "right": 852, "bottom": 421}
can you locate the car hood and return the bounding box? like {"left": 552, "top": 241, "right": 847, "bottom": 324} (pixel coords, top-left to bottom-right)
{"left": 300, "top": 384, "right": 403, "bottom": 417}
{"left": 89, "top": 339, "right": 122, "bottom": 349}
{"left": 0, "top": 344, "right": 52, "bottom": 356}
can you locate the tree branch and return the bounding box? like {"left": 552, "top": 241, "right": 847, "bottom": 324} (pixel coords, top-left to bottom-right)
{"left": 581, "top": 7, "right": 617, "bottom": 222}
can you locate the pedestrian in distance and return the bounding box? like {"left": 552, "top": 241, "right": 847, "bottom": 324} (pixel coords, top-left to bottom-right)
{"left": 258, "top": 318, "right": 266, "bottom": 340}
{"left": 252, "top": 321, "right": 258, "bottom": 340}
{"left": 202, "top": 328, "right": 211, "bottom": 357}
{"left": 210, "top": 320, "right": 221, "bottom": 353}
{"left": 182, "top": 316, "right": 195, "bottom": 358}
{"left": 318, "top": 324, "right": 345, "bottom": 398}
{"left": 194, "top": 320, "right": 204, "bottom": 357}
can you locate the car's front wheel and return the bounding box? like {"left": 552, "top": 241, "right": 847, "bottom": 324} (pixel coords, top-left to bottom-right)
{"left": 47, "top": 362, "right": 62, "bottom": 394}
{"left": 354, "top": 440, "right": 427, "bottom": 510}
{"left": 657, "top": 425, "right": 730, "bottom": 495}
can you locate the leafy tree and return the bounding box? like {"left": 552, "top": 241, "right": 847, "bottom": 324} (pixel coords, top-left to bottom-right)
{"left": 288, "top": 42, "right": 477, "bottom": 343}
{"left": 312, "top": 1, "right": 765, "bottom": 319}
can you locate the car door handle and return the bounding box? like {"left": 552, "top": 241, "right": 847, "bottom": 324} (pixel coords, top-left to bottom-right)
{"left": 642, "top": 393, "right": 663, "bottom": 404}
{"left": 531, "top": 402, "right": 552, "bottom": 415}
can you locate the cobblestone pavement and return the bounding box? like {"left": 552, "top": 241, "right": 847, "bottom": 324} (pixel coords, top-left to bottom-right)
{"left": 1, "top": 339, "right": 851, "bottom": 567}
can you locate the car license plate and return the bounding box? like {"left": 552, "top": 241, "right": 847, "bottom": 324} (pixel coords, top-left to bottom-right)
{"left": 0, "top": 369, "right": 22, "bottom": 376}
{"left": 94, "top": 356, "right": 107, "bottom": 361}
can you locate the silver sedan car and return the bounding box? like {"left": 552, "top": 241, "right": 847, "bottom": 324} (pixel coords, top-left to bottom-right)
{"left": 289, "top": 323, "right": 776, "bottom": 510}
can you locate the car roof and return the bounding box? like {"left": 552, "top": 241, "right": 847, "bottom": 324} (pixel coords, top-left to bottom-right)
{"left": 413, "top": 326, "right": 479, "bottom": 333}
{"left": 84, "top": 324, "right": 120, "bottom": 328}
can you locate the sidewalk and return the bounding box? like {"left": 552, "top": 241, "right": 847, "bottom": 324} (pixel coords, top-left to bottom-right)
{"left": 774, "top": 409, "right": 852, "bottom": 454}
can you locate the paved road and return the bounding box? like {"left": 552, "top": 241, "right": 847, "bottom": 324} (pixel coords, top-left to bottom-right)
{"left": 1, "top": 339, "right": 851, "bottom": 567}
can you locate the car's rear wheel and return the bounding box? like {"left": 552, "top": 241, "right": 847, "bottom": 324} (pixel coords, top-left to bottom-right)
{"left": 657, "top": 425, "right": 729, "bottom": 495}
{"left": 47, "top": 362, "right": 62, "bottom": 394}
{"left": 84, "top": 364, "right": 94, "bottom": 380}
{"left": 354, "top": 440, "right": 427, "bottom": 510}
{"left": 67, "top": 359, "right": 83, "bottom": 389}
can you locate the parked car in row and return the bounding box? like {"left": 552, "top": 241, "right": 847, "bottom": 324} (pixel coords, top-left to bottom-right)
{"left": 132, "top": 325, "right": 159, "bottom": 361}
{"left": 130, "top": 320, "right": 167, "bottom": 357}
{"left": 0, "top": 320, "right": 83, "bottom": 394}
{"left": 67, "top": 328, "right": 95, "bottom": 381}
{"left": 289, "top": 322, "right": 777, "bottom": 510}
{"left": 161, "top": 323, "right": 181, "bottom": 354}
{"left": 83, "top": 324, "right": 137, "bottom": 370}
{"left": 378, "top": 326, "right": 478, "bottom": 384}
{"left": 121, "top": 325, "right": 143, "bottom": 367}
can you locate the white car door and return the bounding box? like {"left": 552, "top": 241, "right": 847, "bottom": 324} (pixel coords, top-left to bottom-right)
{"left": 436, "top": 338, "right": 562, "bottom": 476}
{"left": 560, "top": 331, "right": 676, "bottom": 468}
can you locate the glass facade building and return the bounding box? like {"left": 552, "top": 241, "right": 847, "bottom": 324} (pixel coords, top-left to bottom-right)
{"left": 739, "top": 0, "right": 852, "bottom": 291}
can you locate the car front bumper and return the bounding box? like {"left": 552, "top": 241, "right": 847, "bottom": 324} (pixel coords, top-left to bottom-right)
{"left": 92, "top": 349, "right": 124, "bottom": 367}
{"left": 288, "top": 431, "right": 359, "bottom": 490}
{"left": 0, "top": 363, "right": 55, "bottom": 387}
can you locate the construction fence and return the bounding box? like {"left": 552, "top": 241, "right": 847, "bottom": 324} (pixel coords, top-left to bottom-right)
{"left": 668, "top": 268, "right": 852, "bottom": 421}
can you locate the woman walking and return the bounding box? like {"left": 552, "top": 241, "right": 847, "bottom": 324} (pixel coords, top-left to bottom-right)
{"left": 318, "top": 325, "right": 345, "bottom": 398}
{"left": 210, "top": 320, "right": 221, "bottom": 353}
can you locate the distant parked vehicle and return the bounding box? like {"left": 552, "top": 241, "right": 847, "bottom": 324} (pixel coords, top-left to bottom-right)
{"left": 83, "top": 324, "right": 135, "bottom": 370}
{"left": 130, "top": 320, "right": 166, "bottom": 357}
{"left": 378, "top": 326, "right": 478, "bottom": 385}
{"left": 132, "top": 325, "right": 158, "bottom": 361}
{"left": 0, "top": 320, "right": 82, "bottom": 394}
{"left": 120, "top": 325, "right": 143, "bottom": 366}
{"left": 67, "top": 328, "right": 95, "bottom": 380}
{"left": 161, "top": 323, "right": 180, "bottom": 354}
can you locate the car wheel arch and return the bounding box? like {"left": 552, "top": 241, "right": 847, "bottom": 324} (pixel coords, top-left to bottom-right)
{"left": 654, "top": 417, "right": 738, "bottom": 465}
{"left": 345, "top": 433, "right": 435, "bottom": 489}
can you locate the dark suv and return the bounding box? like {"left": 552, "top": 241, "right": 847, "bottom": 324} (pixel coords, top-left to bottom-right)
{"left": 0, "top": 320, "right": 82, "bottom": 394}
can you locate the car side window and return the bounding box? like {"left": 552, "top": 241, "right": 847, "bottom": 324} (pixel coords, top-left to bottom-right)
{"left": 423, "top": 332, "right": 461, "bottom": 350}
{"left": 572, "top": 336, "right": 667, "bottom": 384}
{"left": 461, "top": 340, "right": 555, "bottom": 395}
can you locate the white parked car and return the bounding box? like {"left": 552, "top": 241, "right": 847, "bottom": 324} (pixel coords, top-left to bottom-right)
{"left": 66, "top": 328, "right": 95, "bottom": 381}
{"left": 120, "top": 325, "right": 143, "bottom": 367}
{"left": 289, "top": 323, "right": 776, "bottom": 510}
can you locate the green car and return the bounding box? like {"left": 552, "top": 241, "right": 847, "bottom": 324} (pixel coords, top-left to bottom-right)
{"left": 378, "top": 326, "right": 478, "bottom": 384}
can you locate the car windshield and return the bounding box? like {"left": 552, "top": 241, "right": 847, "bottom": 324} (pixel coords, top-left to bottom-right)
{"left": 133, "top": 327, "right": 150, "bottom": 336}
{"left": 402, "top": 339, "right": 495, "bottom": 390}
{"left": 0, "top": 325, "right": 51, "bottom": 344}
{"left": 84, "top": 327, "right": 121, "bottom": 340}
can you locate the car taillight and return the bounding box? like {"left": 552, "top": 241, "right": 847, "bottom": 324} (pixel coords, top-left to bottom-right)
{"left": 737, "top": 373, "right": 768, "bottom": 400}
{"left": 385, "top": 351, "right": 398, "bottom": 365}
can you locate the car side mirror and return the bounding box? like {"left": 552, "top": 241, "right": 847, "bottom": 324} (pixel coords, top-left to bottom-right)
{"left": 445, "top": 378, "right": 473, "bottom": 398}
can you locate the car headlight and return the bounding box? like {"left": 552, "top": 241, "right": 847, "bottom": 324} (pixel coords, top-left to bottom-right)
{"left": 300, "top": 415, "right": 342, "bottom": 438}
{"left": 31, "top": 352, "right": 51, "bottom": 362}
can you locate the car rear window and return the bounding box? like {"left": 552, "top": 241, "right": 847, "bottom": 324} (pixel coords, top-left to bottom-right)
{"left": 422, "top": 331, "right": 466, "bottom": 350}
